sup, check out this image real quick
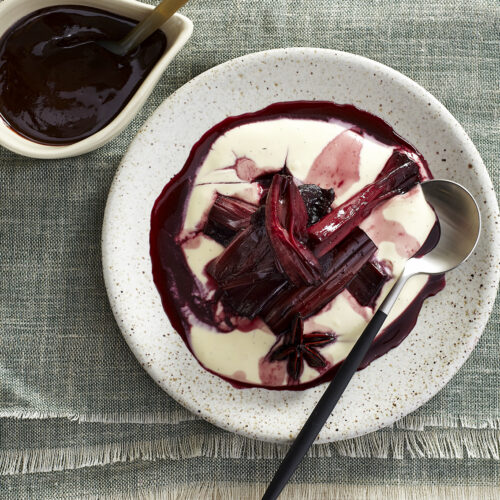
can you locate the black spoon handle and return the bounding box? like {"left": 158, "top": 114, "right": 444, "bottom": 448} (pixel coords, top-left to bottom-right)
{"left": 262, "top": 309, "right": 388, "bottom": 500}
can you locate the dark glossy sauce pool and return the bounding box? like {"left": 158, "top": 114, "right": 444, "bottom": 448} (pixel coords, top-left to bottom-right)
{"left": 0, "top": 5, "right": 166, "bottom": 145}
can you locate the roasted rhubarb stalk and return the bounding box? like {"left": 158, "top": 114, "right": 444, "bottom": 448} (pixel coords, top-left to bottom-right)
{"left": 309, "top": 161, "right": 420, "bottom": 257}
{"left": 203, "top": 194, "right": 257, "bottom": 246}
{"left": 207, "top": 224, "right": 277, "bottom": 288}
{"left": 222, "top": 277, "right": 288, "bottom": 319}
{"left": 263, "top": 228, "right": 377, "bottom": 334}
{"left": 206, "top": 223, "right": 288, "bottom": 318}
{"left": 265, "top": 175, "right": 321, "bottom": 286}
{"left": 375, "top": 150, "right": 419, "bottom": 180}
{"left": 346, "top": 260, "right": 389, "bottom": 308}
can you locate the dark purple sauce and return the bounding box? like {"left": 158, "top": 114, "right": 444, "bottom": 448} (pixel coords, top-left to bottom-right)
{"left": 0, "top": 6, "right": 166, "bottom": 145}
{"left": 414, "top": 220, "right": 441, "bottom": 257}
{"left": 150, "top": 101, "right": 445, "bottom": 390}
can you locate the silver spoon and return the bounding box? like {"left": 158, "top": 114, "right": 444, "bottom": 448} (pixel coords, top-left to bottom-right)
{"left": 99, "top": 0, "right": 189, "bottom": 56}
{"left": 263, "top": 179, "right": 481, "bottom": 500}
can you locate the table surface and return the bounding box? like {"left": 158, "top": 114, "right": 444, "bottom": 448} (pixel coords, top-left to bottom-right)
{"left": 1, "top": 0, "right": 499, "bottom": 498}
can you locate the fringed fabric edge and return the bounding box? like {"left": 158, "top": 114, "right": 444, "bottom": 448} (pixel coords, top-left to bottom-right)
{"left": 96, "top": 483, "right": 500, "bottom": 500}
{"left": 1, "top": 429, "right": 498, "bottom": 476}
{"left": 1, "top": 410, "right": 499, "bottom": 429}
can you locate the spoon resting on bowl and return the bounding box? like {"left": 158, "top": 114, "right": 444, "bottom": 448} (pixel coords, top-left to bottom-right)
{"left": 99, "top": 0, "right": 189, "bottom": 56}
{"left": 262, "top": 179, "right": 481, "bottom": 500}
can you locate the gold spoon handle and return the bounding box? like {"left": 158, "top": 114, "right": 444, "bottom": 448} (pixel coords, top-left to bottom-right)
{"left": 120, "top": 0, "right": 190, "bottom": 54}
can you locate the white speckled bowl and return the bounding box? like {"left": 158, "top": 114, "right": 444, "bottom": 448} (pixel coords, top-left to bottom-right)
{"left": 102, "top": 48, "right": 499, "bottom": 443}
{"left": 0, "top": 0, "right": 192, "bottom": 159}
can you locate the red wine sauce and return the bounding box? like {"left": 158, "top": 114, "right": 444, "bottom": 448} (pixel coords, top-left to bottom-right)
{"left": 0, "top": 6, "right": 166, "bottom": 145}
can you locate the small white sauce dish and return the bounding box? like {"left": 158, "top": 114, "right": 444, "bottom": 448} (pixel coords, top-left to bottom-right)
{"left": 0, "top": 0, "right": 193, "bottom": 159}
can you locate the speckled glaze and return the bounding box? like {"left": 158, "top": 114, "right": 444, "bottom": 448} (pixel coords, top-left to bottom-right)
{"left": 102, "top": 48, "right": 500, "bottom": 443}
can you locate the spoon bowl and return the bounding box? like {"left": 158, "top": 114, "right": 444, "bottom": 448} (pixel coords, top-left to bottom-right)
{"left": 383, "top": 179, "right": 481, "bottom": 312}
{"left": 407, "top": 179, "right": 481, "bottom": 275}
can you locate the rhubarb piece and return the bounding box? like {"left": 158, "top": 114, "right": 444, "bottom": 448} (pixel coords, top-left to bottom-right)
{"left": 347, "top": 260, "right": 389, "bottom": 307}
{"left": 254, "top": 165, "right": 293, "bottom": 189}
{"left": 254, "top": 166, "right": 293, "bottom": 201}
{"left": 203, "top": 224, "right": 235, "bottom": 247}
{"left": 222, "top": 277, "right": 288, "bottom": 319}
{"left": 263, "top": 228, "right": 377, "bottom": 334}
{"left": 251, "top": 205, "right": 265, "bottom": 225}
{"left": 269, "top": 315, "right": 334, "bottom": 380}
{"left": 207, "top": 224, "right": 276, "bottom": 288}
{"left": 376, "top": 150, "right": 419, "bottom": 180}
{"left": 265, "top": 175, "right": 321, "bottom": 286}
{"left": 203, "top": 194, "right": 257, "bottom": 246}
{"left": 309, "top": 161, "right": 420, "bottom": 257}
{"left": 207, "top": 194, "right": 256, "bottom": 231}
{"left": 206, "top": 222, "right": 288, "bottom": 319}
{"left": 298, "top": 184, "right": 335, "bottom": 225}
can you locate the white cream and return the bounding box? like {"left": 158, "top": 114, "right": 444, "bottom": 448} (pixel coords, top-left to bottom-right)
{"left": 190, "top": 323, "right": 277, "bottom": 384}
{"left": 196, "top": 119, "right": 347, "bottom": 181}
{"left": 182, "top": 182, "right": 260, "bottom": 236}
{"left": 182, "top": 234, "right": 224, "bottom": 286}
{"left": 382, "top": 186, "right": 436, "bottom": 243}
{"left": 180, "top": 118, "right": 437, "bottom": 387}
{"left": 334, "top": 138, "right": 393, "bottom": 205}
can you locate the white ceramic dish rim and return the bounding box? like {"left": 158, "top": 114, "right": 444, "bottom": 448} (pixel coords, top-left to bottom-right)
{"left": 0, "top": 0, "right": 193, "bottom": 159}
{"left": 102, "top": 48, "right": 500, "bottom": 443}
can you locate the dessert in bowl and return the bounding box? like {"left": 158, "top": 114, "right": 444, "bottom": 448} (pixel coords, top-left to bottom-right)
{"left": 102, "top": 48, "right": 498, "bottom": 442}
{"left": 150, "top": 101, "right": 445, "bottom": 390}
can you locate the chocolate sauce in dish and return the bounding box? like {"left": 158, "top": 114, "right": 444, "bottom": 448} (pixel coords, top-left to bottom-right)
{"left": 150, "top": 101, "right": 445, "bottom": 390}
{"left": 0, "top": 6, "right": 166, "bottom": 145}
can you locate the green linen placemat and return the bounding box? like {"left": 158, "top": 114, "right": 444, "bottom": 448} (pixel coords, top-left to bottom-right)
{"left": 1, "top": 0, "right": 499, "bottom": 498}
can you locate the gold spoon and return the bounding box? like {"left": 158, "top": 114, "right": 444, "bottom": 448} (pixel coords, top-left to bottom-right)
{"left": 99, "top": 0, "right": 190, "bottom": 56}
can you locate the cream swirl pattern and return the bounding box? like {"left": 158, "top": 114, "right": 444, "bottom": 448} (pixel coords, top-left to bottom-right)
{"left": 150, "top": 101, "right": 445, "bottom": 390}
